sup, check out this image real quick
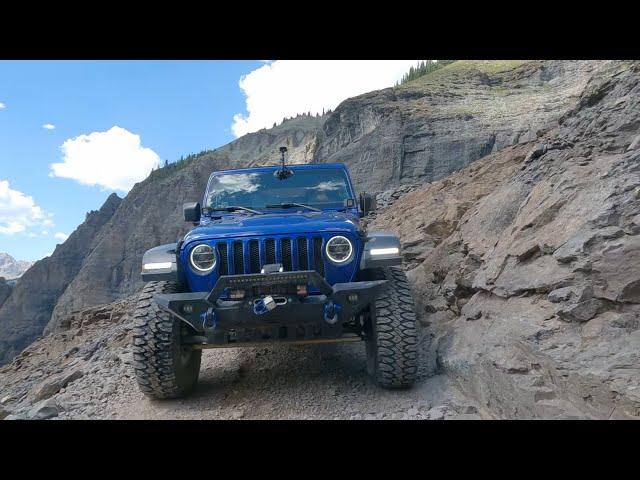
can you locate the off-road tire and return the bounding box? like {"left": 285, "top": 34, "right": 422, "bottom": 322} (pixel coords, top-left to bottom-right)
{"left": 365, "top": 266, "right": 418, "bottom": 388}
{"left": 132, "top": 281, "right": 202, "bottom": 399}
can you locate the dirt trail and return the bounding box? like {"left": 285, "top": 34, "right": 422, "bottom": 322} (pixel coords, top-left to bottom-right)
{"left": 1, "top": 296, "right": 484, "bottom": 420}
{"left": 113, "top": 340, "right": 480, "bottom": 420}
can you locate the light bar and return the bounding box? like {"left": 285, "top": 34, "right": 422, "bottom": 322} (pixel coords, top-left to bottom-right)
{"left": 370, "top": 247, "right": 400, "bottom": 256}
{"left": 143, "top": 262, "right": 173, "bottom": 270}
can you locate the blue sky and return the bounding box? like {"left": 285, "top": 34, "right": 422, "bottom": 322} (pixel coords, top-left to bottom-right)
{"left": 0, "top": 60, "right": 420, "bottom": 261}
{"left": 0, "top": 60, "right": 261, "bottom": 261}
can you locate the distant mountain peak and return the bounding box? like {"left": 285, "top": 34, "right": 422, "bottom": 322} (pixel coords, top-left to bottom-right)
{"left": 0, "top": 253, "right": 34, "bottom": 280}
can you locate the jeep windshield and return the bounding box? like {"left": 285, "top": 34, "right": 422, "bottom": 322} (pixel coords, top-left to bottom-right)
{"left": 204, "top": 169, "right": 353, "bottom": 212}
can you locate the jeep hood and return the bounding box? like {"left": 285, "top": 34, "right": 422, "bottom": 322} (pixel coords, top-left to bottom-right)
{"left": 182, "top": 211, "right": 360, "bottom": 244}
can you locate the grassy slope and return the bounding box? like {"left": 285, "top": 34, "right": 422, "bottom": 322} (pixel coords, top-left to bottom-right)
{"left": 401, "top": 60, "right": 531, "bottom": 87}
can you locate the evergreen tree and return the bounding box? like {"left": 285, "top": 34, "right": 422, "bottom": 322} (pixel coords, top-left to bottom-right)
{"left": 398, "top": 60, "right": 456, "bottom": 85}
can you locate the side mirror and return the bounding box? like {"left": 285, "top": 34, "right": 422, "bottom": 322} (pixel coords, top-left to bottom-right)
{"left": 183, "top": 202, "right": 201, "bottom": 223}
{"left": 359, "top": 193, "right": 376, "bottom": 217}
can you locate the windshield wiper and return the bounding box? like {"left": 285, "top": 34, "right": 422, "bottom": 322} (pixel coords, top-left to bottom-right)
{"left": 265, "top": 202, "right": 321, "bottom": 212}
{"left": 210, "top": 206, "right": 263, "bottom": 215}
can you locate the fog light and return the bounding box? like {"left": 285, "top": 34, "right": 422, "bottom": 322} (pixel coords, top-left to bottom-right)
{"left": 182, "top": 304, "right": 193, "bottom": 314}
{"left": 348, "top": 293, "right": 359, "bottom": 304}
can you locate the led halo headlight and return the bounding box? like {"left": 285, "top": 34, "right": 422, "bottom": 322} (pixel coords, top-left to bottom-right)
{"left": 325, "top": 235, "right": 353, "bottom": 263}
{"left": 189, "top": 244, "right": 216, "bottom": 273}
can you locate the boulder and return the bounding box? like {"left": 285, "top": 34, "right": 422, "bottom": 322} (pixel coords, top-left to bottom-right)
{"left": 523, "top": 143, "right": 548, "bottom": 163}
{"left": 30, "top": 369, "right": 83, "bottom": 402}
{"left": 556, "top": 298, "right": 604, "bottom": 322}
{"left": 27, "top": 398, "right": 59, "bottom": 420}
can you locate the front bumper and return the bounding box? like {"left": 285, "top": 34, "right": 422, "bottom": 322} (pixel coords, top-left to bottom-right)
{"left": 155, "top": 270, "right": 385, "bottom": 346}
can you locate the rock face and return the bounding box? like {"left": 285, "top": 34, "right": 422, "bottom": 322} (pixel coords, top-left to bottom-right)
{"left": 0, "top": 278, "right": 12, "bottom": 308}
{"left": 0, "top": 194, "right": 122, "bottom": 365}
{"left": 315, "top": 60, "right": 601, "bottom": 192}
{"left": 371, "top": 60, "right": 640, "bottom": 418}
{"left": 0, "top": 253, "right": 33, "bottom": 280}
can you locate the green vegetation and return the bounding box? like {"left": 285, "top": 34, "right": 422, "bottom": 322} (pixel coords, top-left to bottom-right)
{"left": 398, "top": 60, "right": 531, "bottom": 88}
{"left": 431, "top": 60, "right": 529, "bottom": 76}
{"left": 148, "top": 150, "right": 216, "bottom": 182}
{"left": 397, "top": 60, "right": 456, "bottom": 85}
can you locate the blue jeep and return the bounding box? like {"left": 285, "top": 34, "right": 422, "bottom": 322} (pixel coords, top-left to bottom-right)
{"left": 132, "top": 148, "right": 418, "bottom": 398}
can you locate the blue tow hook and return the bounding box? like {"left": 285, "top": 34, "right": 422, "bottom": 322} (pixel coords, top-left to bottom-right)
{"left": 253, "top": 296, "right": 277, "bottom": 316}
{"left": 201, "top": 307, "right": 217, "bottom": 330}
{"left": 323, "top": 301, "right": 342, "bottom": 325}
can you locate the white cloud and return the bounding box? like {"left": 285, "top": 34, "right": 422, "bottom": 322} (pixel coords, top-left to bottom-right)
{"left": 231, "top": 60, "right": 423, "bottom": 137}
{"left": 54, "top": 232, "right": 69, "bottom": 242}
{"left": 43, "top": 123, "right": 56, "bottom": 130}
{"left": 0, "top": 102, "right": 5, "bottom": 109}
{"left": 0, "top": 180, "right": 54, "bottom": 235}
{"left": 50, "top": 126, "right": 161, "bottom": 192}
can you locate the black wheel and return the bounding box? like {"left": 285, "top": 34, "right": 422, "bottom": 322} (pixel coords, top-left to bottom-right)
{"left": 132, "top": 281, "right": 202, "bottom": 399}
{"left": 364, "top": 266, "right": 418, "bottom": 388}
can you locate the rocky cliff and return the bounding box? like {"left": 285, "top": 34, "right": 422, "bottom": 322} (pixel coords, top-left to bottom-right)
{"left": 0, "top": 278, "right": 12, "bottom": 309}
{"left": 0, "top": 194, "right": 121, "bottom": 364}
{"left": 315, "top": 60, "right": 599, "bottom": 192}
{"left": 370, "top": 60, "right": 640, "bottom": 418}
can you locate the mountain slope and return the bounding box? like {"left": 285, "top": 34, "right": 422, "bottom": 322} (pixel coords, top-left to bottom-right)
{"left": 0, "top": 278, "right": 11, "bottom": 308}
{"left": 0, "top": 194, "right": 121, "bottom": 364}
{"left": 314, "top": 60, "right": 600, "bottom": 192}
{"left": 371, "top": 60, "right": 640, "bottom": 418}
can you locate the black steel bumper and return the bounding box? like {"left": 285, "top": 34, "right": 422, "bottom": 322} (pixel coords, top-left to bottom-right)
{"left": 154, "top": 270, "right": 385, "bottom": 346}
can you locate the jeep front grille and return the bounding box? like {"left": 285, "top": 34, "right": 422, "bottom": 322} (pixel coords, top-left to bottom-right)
{"left": 249, "top": 240, "right": 260, "bottom": 273}
{"left": 217, "top": 243, "right": 229, "bottom": 275}
{"left": 233, "top": 241, "right": 244, "bottom": 274}
{"left": 216, "top": 236, "right": 326, "bottom": 277}
{"left": 297, "top": 237, "right": 308, "bottom": 270}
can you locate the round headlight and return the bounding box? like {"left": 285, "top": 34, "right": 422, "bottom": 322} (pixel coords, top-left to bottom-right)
{"left": 325, "top": 236, "right": 353, "bottom": 263}
{"left": 189, "top": 244, "right": 216, "bottom": 272}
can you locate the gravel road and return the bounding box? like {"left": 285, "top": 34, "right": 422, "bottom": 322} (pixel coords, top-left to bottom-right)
{"left": 54, "top": 325, "right": 485, "bottom": 420}
{"left": 2, "top": 298, "right": 486, "bottom": 420}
